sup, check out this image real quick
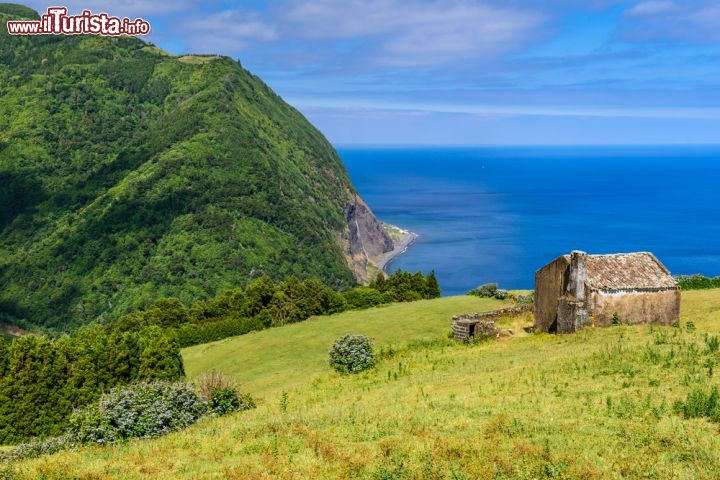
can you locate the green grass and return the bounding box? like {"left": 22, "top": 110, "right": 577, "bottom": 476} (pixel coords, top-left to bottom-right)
{"left": 11, "top": 290, "right": 720, "bottom": 479}
{"left": 182, "top": 295, "right": 506, "bottom": 398}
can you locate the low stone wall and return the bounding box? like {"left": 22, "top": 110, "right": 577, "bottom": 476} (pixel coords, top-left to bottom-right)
{"left": 451, "top": 304, "right": 533, "bottom": 341}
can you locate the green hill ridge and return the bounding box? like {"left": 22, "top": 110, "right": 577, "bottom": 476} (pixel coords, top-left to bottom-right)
{"left": 0, "top": 5, "right": 393, "bottom": 330}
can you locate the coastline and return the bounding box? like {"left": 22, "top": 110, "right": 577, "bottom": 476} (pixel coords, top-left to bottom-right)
{"left": 376, "top": 225, "right": 419, "bottom": 272}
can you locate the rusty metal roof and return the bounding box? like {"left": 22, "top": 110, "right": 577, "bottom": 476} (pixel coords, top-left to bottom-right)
{"left": 585, "top": 252, "right": 677, "bottom": 290}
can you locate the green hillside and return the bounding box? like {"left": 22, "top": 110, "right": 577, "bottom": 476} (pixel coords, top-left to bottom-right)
{"left": 0, "top": 5, "right": 390, "bottom": 331}
{"left": 183, "top": 295, "right": 508, "bottom": 397}
{"left": 12, "top": 289, "right": 720, "bottom": 478}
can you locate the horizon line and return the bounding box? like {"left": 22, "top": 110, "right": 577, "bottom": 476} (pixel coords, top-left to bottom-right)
{"left": 333, "top": 143, "right": 720, "bottom": 149}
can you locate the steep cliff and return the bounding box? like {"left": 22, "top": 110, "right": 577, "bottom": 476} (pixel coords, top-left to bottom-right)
{"left": 341, "top": 194, "right": 395, "bottom": 283}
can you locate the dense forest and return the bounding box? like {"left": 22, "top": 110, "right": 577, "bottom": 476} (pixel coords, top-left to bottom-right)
{"left": 0, "top": 4, "right": 386, "bottom": 332}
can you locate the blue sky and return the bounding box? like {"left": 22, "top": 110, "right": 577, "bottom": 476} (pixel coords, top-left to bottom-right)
{"left": 30, "top": 1, "right": 720, "bottom": 145}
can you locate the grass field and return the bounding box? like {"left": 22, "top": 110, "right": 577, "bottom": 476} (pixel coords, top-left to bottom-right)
{"left": 11, "top": 290, "right": 720, "bottom": 479}
{"left": 182, "top": 295, "right": 507, "bottom": 398}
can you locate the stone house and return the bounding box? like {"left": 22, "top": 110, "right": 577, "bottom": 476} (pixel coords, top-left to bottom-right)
{"left": 534, "top": 251, "right": 680, "bottom": 333}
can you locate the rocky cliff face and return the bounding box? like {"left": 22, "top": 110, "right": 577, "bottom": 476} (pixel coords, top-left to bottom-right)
{"left": 339, "top": 194, "right": 394, "bottom": 283}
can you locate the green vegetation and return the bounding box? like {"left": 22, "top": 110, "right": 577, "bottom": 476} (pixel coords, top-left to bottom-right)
{"left": 677, "top": 274, "right": 720, "bottom": 290}
{"left": 4, "top": 378, "right": 255, "bottom": 462}
{"left": 68, "top": 381, "right": 208, "bottom": 445}
{"left": 196, "top": 371, "right": 256, "bottom": 417}
{"left": 328, "top": 334, "right": 375, "bottom": 374}
{"left": 468, "top": 283, "right": 534, "bottom": 304}
{"left": 118, "top": 270, "right": 440, "bottom": 348}
{"left": 468, "top": 282, "right": 506, "bottom": 298}
{"left": 369, "top": 270, "right": 441, "bottom": 301}
{"left": 0, "top": 5, "right": 370, "bottom": 331}
{"left": 0, "top": 268, "right": 435, "bottom": 445}
{"left": 674, "top": 386, "right": 720, "bottom": 423}
{"left": 183, "top": 295, "right": 503, "bottom": 396}
{"left": 10, "top": 289, "right": 720, "bottom": 478}
{"left": 0, "top": 323, "right": 184, "bottom": 444}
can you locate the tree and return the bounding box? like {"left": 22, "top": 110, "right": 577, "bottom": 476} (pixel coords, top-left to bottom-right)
{"left": 369, "top": 273, "right": 387, "bottom": 292}
{"left": 242, "top": 276, "right": 277, "bottom": 317}
{"left": 138, "top": 326, "right": 185, "bottom": 380}
{"left": 144, "top": 298, "right": 189, "bottom": 328}
{"left": 267, "top": 291, "right": 302, "bottom": 327}
{"left": 426, "top": 270, "right": 441, "bottom": 298}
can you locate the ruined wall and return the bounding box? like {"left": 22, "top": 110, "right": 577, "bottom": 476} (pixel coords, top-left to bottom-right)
{"left": 589, "top": 288, "right": 680, "bottom": 327}
{"left": 534, "top": 256, "right": 569, "bottom": 332}
{"left": 452, "top": 304, "right": 533, "bottom": 341}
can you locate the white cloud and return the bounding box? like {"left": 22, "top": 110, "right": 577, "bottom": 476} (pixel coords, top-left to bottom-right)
{"left": 623, "top": 1, "right": 720, "bottom": 42}
{"left": 179, "top": 9, "right": 277, "bottom": 54}
{"left": 279, "top": 0, "right": 542, "bottom": 66}
{"left": 25, "top": 0, "right": 192, "bottom": 18}
{"left": 291, "top": 97, "right": 720, "bottom": 119}
{"left": 627, "top": 1, "right": 677, "bottom": 16}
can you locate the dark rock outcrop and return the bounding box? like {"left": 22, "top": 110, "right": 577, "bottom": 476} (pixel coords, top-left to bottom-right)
{"left": 340, "top": 194, "right": 394, "bottom": 283}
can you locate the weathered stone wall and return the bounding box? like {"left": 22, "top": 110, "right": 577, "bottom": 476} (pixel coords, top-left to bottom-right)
{"left": 534, "top": 256, "right": 569, "bottom": 332}
{"left": 557, "top": 298, "right": 589, "bottom": 333}
{"left": 452, "top": 304, "right": 533, "bottom": 341}
{"left": 589, "top": 288, "right": 680, "bottom": 327}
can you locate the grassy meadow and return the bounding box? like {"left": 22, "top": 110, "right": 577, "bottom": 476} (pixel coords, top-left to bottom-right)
{"left": 10, "top": 289, "right": 720, "bottom": 479}
{"left": 182, "top": 295, "right": 507, "bottom": 398}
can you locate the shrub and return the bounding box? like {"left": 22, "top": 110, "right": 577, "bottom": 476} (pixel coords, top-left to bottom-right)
{"left": 329, "top": 334, "right": 376, "bottom": 374}
{"left": 197, "top": 371, "right": 255, "bottom": 416}
{"left": 467, "top": 283, "right": 515, "bottom": 301}
{"left": 612, "top": 312, "right": 621, "bottom": 325}
{"left": 342, "top": 287, "right": 387, "bottom": 310}
{"left": 676, "top": 274, "right": 720, "bottom": 291}
{"left": 1, "top": 435, "right": 73, "bottom": 462}
{"left": 706, "top": 335, "right": 720, "bottom": 353}
{"left": 209, "top": 388, "right": 241, "bottom": 416}
{"left": 468, "top": 283, "right": 499, "bottom": 298}
{"left": 674, "top": 386, "right": 720, "bottom": 422}
{"left": 67, "top": 381, "right": 207, "bottom": 444}
{"left": 175, "top": 315, "right": 265, "bottom": 347}
{"left": 513, "top": 292, "right": 535, "bottom": 305}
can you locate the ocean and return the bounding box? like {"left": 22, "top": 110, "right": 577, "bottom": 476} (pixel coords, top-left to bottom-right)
{"left": 339, "top": 146, "right": 720, "bottom": 295}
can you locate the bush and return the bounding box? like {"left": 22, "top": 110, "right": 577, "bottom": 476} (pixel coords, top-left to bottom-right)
{"left": 676, "top": 275, "right": 720, "bottom": 291}
{"left": 513, "top": 292, "right": 535, "bottom": 305}
{"left": 342, "top": 287, "right": 387, "bottom": 310}
{"left": 1, "top": 435, "right": 73, "bottom": 462}
{"left": 468, "top": 283, "right": 512, "bottom": 301}
{"left": 209, "top": 388, "right": 241, "bottom": 416}
{"left": 329, "top": 334, "right": 376, "bottom": 374}
{"left": 68, "top": 381, "right": 208, "bottom": 444}
{"left": 0, "top": 325, "right": 185, "bottom": 444}
{"left": 473, "top": 283, "right": 498, "bottom": 297}
{"left": 674, "top": 386, "right": 720, "bottom": 422}
{"left": 197, "top": 371, "right": 255, "bottom": 416}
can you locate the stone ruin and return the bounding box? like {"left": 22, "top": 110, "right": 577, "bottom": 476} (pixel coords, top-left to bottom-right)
{"left": 451, "top": 304, "right": 533, "bottom": 342}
